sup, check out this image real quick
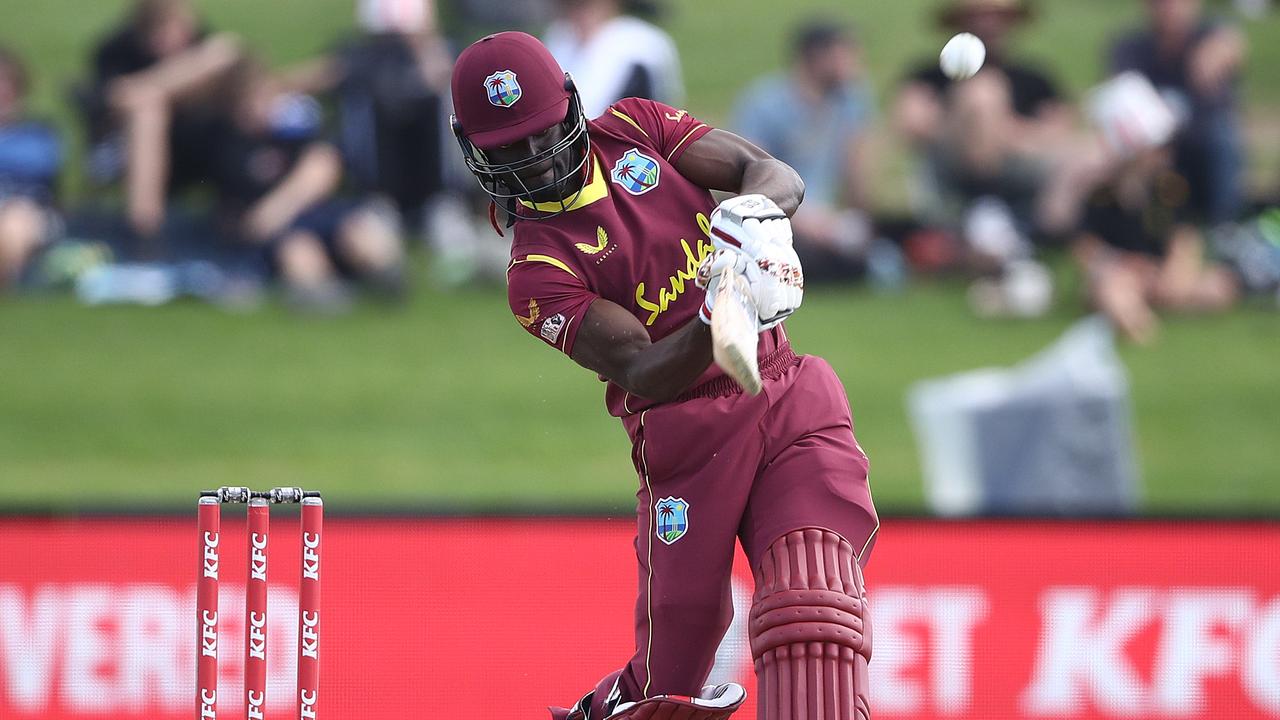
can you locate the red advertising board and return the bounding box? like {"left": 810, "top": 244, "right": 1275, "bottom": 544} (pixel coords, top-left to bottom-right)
{"left": 0, "top": 516, "right": 1277, "bottom": 719}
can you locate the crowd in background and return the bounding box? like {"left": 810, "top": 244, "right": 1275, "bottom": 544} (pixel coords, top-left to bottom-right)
{"left": 0, "top": 0, "right": 1277, "bottom": 338}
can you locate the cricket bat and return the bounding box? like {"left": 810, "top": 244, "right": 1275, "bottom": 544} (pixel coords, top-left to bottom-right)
{"left": 710, "top": 265, "right": 762, "bottom": 395}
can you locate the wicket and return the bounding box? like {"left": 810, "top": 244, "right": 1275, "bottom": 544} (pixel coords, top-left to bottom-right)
{"left": 197, "top": 487, "right": 323, "bottom": 719}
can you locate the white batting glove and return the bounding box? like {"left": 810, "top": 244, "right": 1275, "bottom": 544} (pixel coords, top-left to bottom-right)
{"left": 709, "top": 194, "right": 794, "bottom": 260}
{"left": 696, "top": 246, "right": 804, "bottom": 330}
{"left": 752, "top": 242, "right": 804, "bottom": 329}
{"left": 695, "top": 249, "right": 755, "bottom": 325}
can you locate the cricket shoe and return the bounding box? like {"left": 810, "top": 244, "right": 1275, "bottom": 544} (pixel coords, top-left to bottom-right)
{"left": 605, "top": 683, "right": 747, "bottom": 719}
{"left": 551, "top": 678, "right": 745, "bottom": 720}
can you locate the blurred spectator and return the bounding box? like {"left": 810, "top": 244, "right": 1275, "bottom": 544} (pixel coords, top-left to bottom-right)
{"left": 209, "top": 59, "right": 405, "bottom": 312}
{"left": 733, "top": 20, "right": 880, "bottom": 282}
{"left": 1110, "top": 0, "right": 1247, "bottom": 225}
{"left": 1074, "top": 73, "right": 1239, "bottom": 344}
{"left": 280, "top": 0, "right": 454, "bottom": 219}
{"left": 450, "top": 0, "right": 556, "bottom": 40}
{"left": 83, "top": 0, "right": 241, "bottom": 241}
{"left": 277, "top": 0, "right": 499, "bottom": 286}
{"left": 894, "top": 0, "right": 1073, "bottom": 266}
{"left": 0, "top": 47, "right": 62, "bottom": 291}
{"left": 543, "top": 0, "right": 683, "bottom": 119}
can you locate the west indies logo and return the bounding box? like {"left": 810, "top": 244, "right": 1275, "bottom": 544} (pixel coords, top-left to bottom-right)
{"left": 484, "top": 70, "right": 521, "bottom": 108}
{"left": 655, "top": 496, "right": 689, "bottom": 545}
{"left": 611, "top": 148, "right": 660, "bottom": 195}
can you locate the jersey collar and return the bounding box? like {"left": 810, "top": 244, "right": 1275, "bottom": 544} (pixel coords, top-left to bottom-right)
{"left": 518, "top": 151, "right": 608, "bottom": 214}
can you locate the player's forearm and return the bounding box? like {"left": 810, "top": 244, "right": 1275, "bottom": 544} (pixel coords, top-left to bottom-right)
{"left": 574, "top": 312, "right": 714, "bottom": 403}
{"left": 674, "top": 129, "right": 804, "bottom": 217}
{"left": 616, "top": 319, "right": 715, "bottom": 402}
{"left": 738, "top": 158, "right": 804, "bottom": 217}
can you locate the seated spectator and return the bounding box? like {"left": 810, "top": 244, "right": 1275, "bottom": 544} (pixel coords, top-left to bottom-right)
{"left": 1110, "top": 0, "right": 1247, "bottom": 225}
{"left": 209, "top": 59, "right": 405, "bottom": 311}
{"left": 279, "top": 0, "right": 454, "bottom": 219}
{"left": 0, "top": 48, "right": 62, "bottom": 291}
{"left": 1074, "top": 73, "right": 1239, "bottom": 344}
{"left": 449, "top": 0, "right": 555, "bottom": 40}
{"left": 277, "top": 0, "right": 499, "bottom": 286}
{"left": 733, "top": 20, "right": 879, "bottom": 282}
{"left": 894, "top": 0, "right": 1074, "bottom": 265}
{"left": 542, "top": 0, "right": 683, "bottom": 119}
{"left": 83, "top": 0, "right": 241, "bottom": 240}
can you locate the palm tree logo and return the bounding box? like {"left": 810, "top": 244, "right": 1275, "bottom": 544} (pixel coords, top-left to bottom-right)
{"left": 655, "top": 496, "right": 688, "bottom": 545}
{"left": 611, "top": 149, "right": 661, "bottom": 195}
{"left": 484, "top": 70, "right": 521, "bottom": 107}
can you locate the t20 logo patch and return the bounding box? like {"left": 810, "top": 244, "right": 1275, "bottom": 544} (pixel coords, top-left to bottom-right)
{"left": 611, "top": 149, "right": 660, "bottom": 195}
{"left": 485, "top": 70, "right": 521, "bottom": 108}
{"left": 540, "top": 313, "right": 566, "bottom": 344}
{"left": 655, "top": 496, "right": 689, "bottom": 545}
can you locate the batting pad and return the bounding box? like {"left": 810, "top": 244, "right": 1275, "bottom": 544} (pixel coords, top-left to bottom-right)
{"left": 750, "top": 528, "right": 871, "bottom": 720}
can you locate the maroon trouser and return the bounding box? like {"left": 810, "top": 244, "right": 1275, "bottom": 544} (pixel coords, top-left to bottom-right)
{"left": 616, "top": 347, "right": 878, "bottom": 702}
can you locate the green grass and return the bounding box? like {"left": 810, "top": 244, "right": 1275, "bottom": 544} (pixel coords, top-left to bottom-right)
{"left": 0, "top": 2, "right": 1278, "bottom": 514}
{"left": 1, "top": 278, "right": 1277, "bottom": 514}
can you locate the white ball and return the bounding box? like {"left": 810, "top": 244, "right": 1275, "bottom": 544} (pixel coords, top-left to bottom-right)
{"left": 940, "top": 32, "right": 986, "bottom": 80}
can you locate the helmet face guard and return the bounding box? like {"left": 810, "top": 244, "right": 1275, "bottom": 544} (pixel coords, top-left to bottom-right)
{"left": 452, "top": 78, "right": 591, "bottom": 222}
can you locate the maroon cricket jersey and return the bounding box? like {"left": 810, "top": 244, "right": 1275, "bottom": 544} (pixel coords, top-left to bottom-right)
{"left": 506, "top": 98, "right": 787, "bottom": 417}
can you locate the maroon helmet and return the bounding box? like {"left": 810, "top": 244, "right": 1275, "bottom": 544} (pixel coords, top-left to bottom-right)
{"left": 450, "top": 31, "right": 590, "bottom": 220}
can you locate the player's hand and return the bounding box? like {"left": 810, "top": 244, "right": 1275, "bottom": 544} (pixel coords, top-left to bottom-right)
{"left": 751, "top": 241, "right": 804, "bottom": 329}
{"left": 695, "top": 248, "right": 754, "bottom": 325}
{"left": 709, "top": 194, "right": 793, "bottom": 260}
{"left": 697, "top": 245, "right": 804, "bottom": 330}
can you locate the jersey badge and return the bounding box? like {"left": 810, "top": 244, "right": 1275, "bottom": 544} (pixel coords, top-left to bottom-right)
{"left": 611, "top": 148, "right": 661, "bottom": 196}
{"left": 540, "top": 313, "right": 566, "bottom": 344}
{"left": 484, "top": 70, "right": 522, "bottom": 108}
{"left": 655, "top": 496, "right": 690, "bottom": 545}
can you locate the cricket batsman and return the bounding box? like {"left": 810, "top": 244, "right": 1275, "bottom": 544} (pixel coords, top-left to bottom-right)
{"left": 450, "top": 32, "right": 878, "bottom": 720}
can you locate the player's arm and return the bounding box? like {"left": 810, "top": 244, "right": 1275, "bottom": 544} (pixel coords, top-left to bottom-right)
{"left": 674, "top": 128, "right": 805, "bottom": 217}
{"left": 570, "top": 299, "right": 713, "bottom": 403}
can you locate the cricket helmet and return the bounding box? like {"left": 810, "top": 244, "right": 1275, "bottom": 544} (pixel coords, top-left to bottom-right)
{"left": 450, "top": 31, "right": 590, "bottom": 220}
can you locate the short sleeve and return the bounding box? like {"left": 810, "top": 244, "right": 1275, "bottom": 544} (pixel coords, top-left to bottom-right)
{"left": 604, "top": 97, "right": 714, "bottom": 164}
{"left": 506, "top": 255, "right": 599, "bottom": 356}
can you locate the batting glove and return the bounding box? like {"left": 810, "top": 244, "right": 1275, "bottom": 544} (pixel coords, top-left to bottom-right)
{"left": 696, "top": 246, "right": 804, "bottom": 330}
{"left": 695, "top": 248, "right": 755, "bottom": 325}
{"left": 751, "top": 241, "right": 804, "bottom": 329}
{"left": 708, "top": 194, "right": 794, "bottom": 260}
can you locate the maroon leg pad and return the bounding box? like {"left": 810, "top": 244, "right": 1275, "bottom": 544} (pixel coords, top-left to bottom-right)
{"left": 750, "top": 528, "right": 871, "bottom": 720}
